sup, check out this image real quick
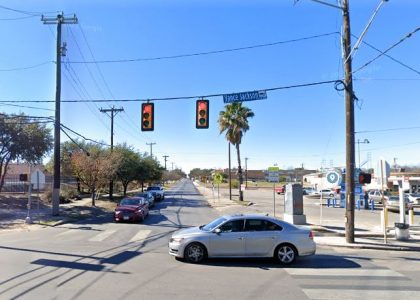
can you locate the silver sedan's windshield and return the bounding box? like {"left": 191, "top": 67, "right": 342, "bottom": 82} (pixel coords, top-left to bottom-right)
{"left": 201, "top": 217, "right": 227, "bottom": 231}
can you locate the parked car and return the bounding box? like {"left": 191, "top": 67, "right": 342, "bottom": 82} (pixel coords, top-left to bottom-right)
{"left": 169, "top": 214, "right": 316, "bottom": 264}
{"left": 385, "top": 195, "right": 413, "bottom": 212}
{"left": 274, "top": 185, "right": 286, "bottom": 194}
{"left": 114, "top": 197, "right": 149, "bottom": 223}
{"left": 146, "top": 186, "right": 165, "bottom": 201}
{"left": 368, "top": 189, "right": 390, "bottom": 204}
{"left": 135, "top": 191, "right": 155, "bottom": 208}
{"left": 405, "top": 193, "right": 420, "bottom": 205}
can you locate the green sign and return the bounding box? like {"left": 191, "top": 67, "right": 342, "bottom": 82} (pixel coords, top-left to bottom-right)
{"left": 268, "top": 166, "right": 280, "bottom": 172}
{"left": 213, "top": 173, "right": 223, "bottom": 184}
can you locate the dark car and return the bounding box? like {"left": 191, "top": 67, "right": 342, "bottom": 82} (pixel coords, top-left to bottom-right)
{"left": 146, "top": 186, "right": 165, "bottom": 201}
{"left": 135, "top": 191, "right": 155, "bottom": 208}
{"left": 114, "top": 197, "right": 149, "bottom": 223}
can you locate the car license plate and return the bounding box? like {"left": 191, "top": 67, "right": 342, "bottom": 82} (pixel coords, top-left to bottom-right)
{"left": 123, "top": 216, "right": 129, "bottom": 220}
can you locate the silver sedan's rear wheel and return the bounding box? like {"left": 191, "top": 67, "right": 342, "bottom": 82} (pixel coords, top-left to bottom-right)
{"left": 185, "top": 243, "right": 206, "bottom": 263}
{"left": 275, "top": 244, "right": 297, "bottom": 264}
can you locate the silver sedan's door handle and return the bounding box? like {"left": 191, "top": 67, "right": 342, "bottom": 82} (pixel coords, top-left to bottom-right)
{"left": 271, "top": 237, "right": 276, "bottom": 239}
{"left": 238, "top": 237, "right": 244, "bottom": 240}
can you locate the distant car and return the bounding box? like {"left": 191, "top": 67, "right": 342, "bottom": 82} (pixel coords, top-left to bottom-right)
{"left": 146, "top": 186, "right": 165, "bottom": 201}
{"left": 303, "top": 188, "right": 316, "bottom": 195}
{"left": 368, "top": 189, "right": 390, "bottom": 204}
{"left": 405, "top": 193, "right": 420, "bottom": 205}
{"left": 169, "top": 214, "right": 316, "bottom": 264}
{"left": 385, "top": 195, "right": 413, "bottom": 212}
{"left": 114, "top": 197, "right": 149, "bottom": 223}
{"left": 135, "top": 191, "right": 155, "bottom": 208}
{"left": 312, "top": 189, "right": 335, "bottom": 198}
{"left": 274, "top": 185, "right": 286, "bottom": 194}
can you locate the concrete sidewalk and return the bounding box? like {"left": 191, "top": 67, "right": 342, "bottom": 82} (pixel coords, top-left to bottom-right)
{"left": 194, "top": 182, "right": 420, "bottom": 252}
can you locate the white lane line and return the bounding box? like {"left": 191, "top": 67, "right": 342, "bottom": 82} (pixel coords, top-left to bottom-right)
{"left": 129, "top": 229, "right": 152, "bottom": 243}
{"left": 284, "top": 268, "right": 404, "bottom": 277}
{"left": 89, "top": 230, "right": 116, "bottom": 242}
{"left": 302, "top": 289, "right": 419, "bottom": 300}
{"left": 55, "top": 229, "right": 78, "bottom": 237}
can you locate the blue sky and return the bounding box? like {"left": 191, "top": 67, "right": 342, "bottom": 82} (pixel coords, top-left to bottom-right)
{"left": 1, "top": 0, "right": 419, "bottom": 173}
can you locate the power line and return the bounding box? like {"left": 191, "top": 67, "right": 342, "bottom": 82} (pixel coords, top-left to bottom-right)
{"left": 0, "top": 4, "right": 43, "bottom": 16}
{"left": 356, "top": 126, "right": 420, "bottom": 134}
{"left": 0, "top": 61, "right": 53, "bottom": 72}
{"left": 0, "top": 15, "right": 37, "bottom": 21}
{"left": 60, "top": 122, "right": 110, "bottom": 147}
{"left": 0, "top": 103, "right": 54, "bottom": 111}
{"left": 353, "top": 27, "right": 420, "bottom": 75}
{"left": 67, "top": 32, "right": 339, "bottom": 64}
{"left": 0, "top": 79, "right": 341, "bottom": 103}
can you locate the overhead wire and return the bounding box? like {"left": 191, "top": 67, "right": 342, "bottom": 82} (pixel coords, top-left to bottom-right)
{"left": 353, "top": 27, "right": 420, "bottom": 75}
{"left": 66, "top": 32, "right": 339, "bottom": 64}
{"left": 60, "top": 122, "right": 110, "bottom": 147}
{"left": 0, "top": 61, "right": 53, "bottom": 72}
{"left": 0, "top": 103, "right": 54, "bottom": 111}
{"left": 0, "top": 79, "right": 341, "bottom": 103}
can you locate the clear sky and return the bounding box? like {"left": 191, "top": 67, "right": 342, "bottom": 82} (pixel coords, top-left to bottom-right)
{"left": 1, "top": 0, "right": 419, "bottom": 173}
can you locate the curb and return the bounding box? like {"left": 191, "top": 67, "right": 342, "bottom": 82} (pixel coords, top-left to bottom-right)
{"left": 314, "top": 239, "right": 420, "bottom": 252}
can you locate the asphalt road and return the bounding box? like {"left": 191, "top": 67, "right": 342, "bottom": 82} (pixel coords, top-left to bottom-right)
{"left": 1, "top": 179, "right": 419, "bottom": 300}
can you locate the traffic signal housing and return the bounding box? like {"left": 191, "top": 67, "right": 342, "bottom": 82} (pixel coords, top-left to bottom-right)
{"left": 141, "top": 103, "right": 154, "bottom": 131}
{"left": 359, "top": 172, "right": 372, "bottom": 184}
{"left": 196, "top": 99, "right": 209, "bottom": 129}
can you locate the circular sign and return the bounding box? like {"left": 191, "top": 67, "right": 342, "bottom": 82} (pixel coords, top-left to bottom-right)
{"left": 326, "top": 170, "right": 342, "bottom": 186}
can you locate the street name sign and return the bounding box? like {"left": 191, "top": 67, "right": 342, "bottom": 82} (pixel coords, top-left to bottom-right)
{"left": 223, "top": 90, "right": 267, "bottom": 103}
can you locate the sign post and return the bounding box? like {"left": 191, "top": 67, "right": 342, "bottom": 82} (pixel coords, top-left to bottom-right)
{"left": 267, "top": 166, "right": 280, "bottom": 216}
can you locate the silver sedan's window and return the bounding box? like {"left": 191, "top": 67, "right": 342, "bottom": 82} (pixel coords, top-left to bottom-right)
{"left": 245, "top": 219, "right": 282, "bottom": 231}
{"left": 219, "top": 220, "right": 245, "bottom": 233}
{"left": 202, "top": 217, "right": 227, "bottom": 231}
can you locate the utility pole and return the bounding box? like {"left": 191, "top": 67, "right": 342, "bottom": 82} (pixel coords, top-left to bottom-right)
{"left": 245, "top": 157, "right": 249, "bottom": 189}
{"left": 171, "top": 162, "right": 174, "bottom": 171}
{"left": 228, "top": 142, "right": 232, "bottom": 200}
{"left": 163, "top": 155, "right": 169, "bottom": 170}
{"left": 42, "top": 13, "right": 78, "bottom": 216}
{"left": 146, "top": 142, "right": 156, "bottom": 158}
{"left": 342, "top": 0, "right": 356, "bottom": 243}
{"left": 100, "top": 106, "right": 124, "bottom": 200}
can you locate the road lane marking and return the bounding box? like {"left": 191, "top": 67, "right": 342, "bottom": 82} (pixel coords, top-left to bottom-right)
{"left": 129, "top": 229, "right": 151, "bottom": 243}
{"left": 284, "top": 268, "right": 404, "bottom": 277}
{"left": 301, "top": 289, "right": 419, "bottom": 300}
{"left": 89, "top": 230, "right": 116, "bottom": 242}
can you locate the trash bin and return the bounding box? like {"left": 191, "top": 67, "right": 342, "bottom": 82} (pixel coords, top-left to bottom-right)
{"left": 394, "top": 223, "right": 410, "bottom": 241}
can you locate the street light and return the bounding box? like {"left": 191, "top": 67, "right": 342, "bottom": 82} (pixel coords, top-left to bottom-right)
{"left": 357, "top": 138, "right": 370, "bottom": 168}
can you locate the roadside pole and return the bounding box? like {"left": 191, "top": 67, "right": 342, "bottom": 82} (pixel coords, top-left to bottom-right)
{"left": 381, "top": 162, "right": 387, "bottom": 243}
{"left": 25, "top": 165, "right": 32, "bottom": 224}
{"left": 273, "top": 183, "right": 276, "bottom": 217}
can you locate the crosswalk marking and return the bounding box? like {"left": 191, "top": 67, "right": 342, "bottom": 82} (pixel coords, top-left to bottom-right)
{"left": 301, "top": 289, "right": 419, "bottom": 300}
{"left": 129, "top": 229, "right": 152, "bottom": 243}
{"left": 88, "top": 230, "right": 116, "bottom": 242}
{"left": 284, "top": 268, "right": 404, "bottom": 277}
{"left": 55, "top": 229, "right": 78, "bottom": 237}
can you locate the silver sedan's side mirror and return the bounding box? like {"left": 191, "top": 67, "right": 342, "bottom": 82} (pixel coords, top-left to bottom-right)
{"left": 213, "top": 228, "right": 221, "bottom": 234}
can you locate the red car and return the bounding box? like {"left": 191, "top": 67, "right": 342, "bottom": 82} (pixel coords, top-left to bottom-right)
{"left": 275, "top": 185, "right": 286, "bottom": 194}
{"left": 114, "top": 197, "right": 149, "bottom": 223}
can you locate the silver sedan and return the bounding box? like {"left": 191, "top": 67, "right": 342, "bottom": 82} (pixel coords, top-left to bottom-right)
{"left": 169, "top": 214, "right": 316, "bottom": 264}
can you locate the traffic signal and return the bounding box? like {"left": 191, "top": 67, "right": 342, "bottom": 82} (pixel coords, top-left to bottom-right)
{"left": 141, "top": 103, "right": 154, "bottom": 131}
{"left": 359, "top": 172, "right": 372, "bottom": 184}
{"left": 196, "top": 99, "right": 209, "bottom": 129}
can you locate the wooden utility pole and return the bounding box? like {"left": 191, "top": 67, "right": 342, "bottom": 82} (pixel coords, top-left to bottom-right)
{"left": 342, "top": 0, "right": 356, "bottom": 243}
{"left": 42, "top": 13, "right": 78, "bottom": 216}
{"left": 100, "top": 106, "right": 124, "bottom": 200}
{"left": 146, "top": 142, "right": 156, "bottom": 158}
{"left": 163, "top": 155, "right": 169, "bottom": 170}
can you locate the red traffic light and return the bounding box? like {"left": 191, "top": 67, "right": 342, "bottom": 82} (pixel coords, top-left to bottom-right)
{"left": 358, "top": 172, "right": 372, "bottom": 184}
{"left": 141, "top": 103, "right": 154, "bottom": 131}
{"left": 196, "top": 99, "right": 209, "bottom": 129}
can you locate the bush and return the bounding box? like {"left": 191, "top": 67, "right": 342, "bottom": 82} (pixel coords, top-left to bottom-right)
{"left": 231, "top": 179, "right": 239, "bottom": 189}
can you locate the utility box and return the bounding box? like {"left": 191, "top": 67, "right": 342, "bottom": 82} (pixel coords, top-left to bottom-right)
{"left": 284, "top": 183, "right": 306, "bottom": 225}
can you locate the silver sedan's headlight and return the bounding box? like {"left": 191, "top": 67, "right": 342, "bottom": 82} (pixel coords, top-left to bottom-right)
{"left": 170, "top": 237, "right": 184, "bottom": 243}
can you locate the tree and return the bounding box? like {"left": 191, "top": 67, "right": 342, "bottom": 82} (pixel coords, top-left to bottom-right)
{"left": 114, "top": 144, "right": 142, "bottom": 196}
{"left": 218, "top": 103, "right": 254, "bottom": 201}
{"left": 0, "top": 114, "right": 53, "bottom": 192}
{"left": 137, "top": 155, "right": 163, "bottom": 191}
{"left": 70, "top": 144, "right": 121, "bottom": 206}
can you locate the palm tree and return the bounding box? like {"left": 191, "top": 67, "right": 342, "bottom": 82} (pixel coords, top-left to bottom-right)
{"left": 218, "top": 102, "right": 254, "bottom": 201}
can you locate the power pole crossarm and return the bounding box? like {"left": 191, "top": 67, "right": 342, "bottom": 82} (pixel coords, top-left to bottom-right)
{"left": 42, "top": 13, "right": 77, "bottom": 216}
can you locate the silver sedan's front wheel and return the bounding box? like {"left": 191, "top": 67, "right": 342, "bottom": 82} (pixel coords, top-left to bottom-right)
{"left": 185, "top": 243, "right": 206, "bottom": 263}
{"left": 276, "top": 244, "right": 297, "bottom": 264}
